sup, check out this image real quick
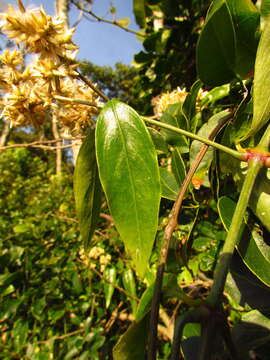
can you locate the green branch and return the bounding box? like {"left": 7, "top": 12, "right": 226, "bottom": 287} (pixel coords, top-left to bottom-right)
{"left": 143, "top": 117, "right": 243, "bottom": 161}
{"left": 207, "top": 157, "right": 263, "bottom": 306}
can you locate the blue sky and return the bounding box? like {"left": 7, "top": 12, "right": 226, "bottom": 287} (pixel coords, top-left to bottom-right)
{"left": 2, "top": 0, "right": 143, "bottom": 66}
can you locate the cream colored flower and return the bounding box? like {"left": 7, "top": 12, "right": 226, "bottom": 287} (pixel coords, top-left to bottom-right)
{"left": 53, "top": 79, "right": 100, "bottom": 134}
{"left": 0, "top": 49, "right": 23, "bottom": 67}
{"left": 1, "top": 5, "right": 78, "bottom": 59}
{"left": 2, "top": 83, "right": 49, "bottom": 127}
{"left": 88, "top": 246, "right": 105, "bottom": 260}
{"left": 152, "top": 87, "right": 188, "bottom": 116}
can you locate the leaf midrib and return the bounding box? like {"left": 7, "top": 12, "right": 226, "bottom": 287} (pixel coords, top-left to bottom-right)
{"left": 112, "top": 103, "right": 142, "bottom": 249}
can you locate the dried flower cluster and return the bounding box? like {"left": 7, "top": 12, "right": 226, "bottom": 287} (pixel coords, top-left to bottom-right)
{"left": 151, "top": 87, "right": 188, "bottom": 116}
{"left": 0, "top": 4, "right": 100, "bottom": 134}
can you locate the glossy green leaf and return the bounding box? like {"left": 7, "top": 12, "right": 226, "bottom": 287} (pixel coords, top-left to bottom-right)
{"left": 218, "top": 196, "right": 270, "bottom": 287}
{"left": 133, "top": 0, "right": 146, "bottom": 27}
{"left": 196, "top": 0, "right": 236, "bottom": 85}
{"left": 244, "top": 16, "right": 270, "bottom": 138}
{"left": 182, "top": 80, "right": 202, "bottom": 124}
{"left": 122, "top": 268, "right": 137, "bottom": 314}
{"left": 227, "top": 0, "right": 260, "bottom": 77}
{"left": 74, "top": 128, "right": 102, "bottom": 248}
{"left": 171, "top": 147, "right": 186, "bottom": 186}
{"left": 190, "top": 110, "right": 230, "bottom": 189}
{"left": 95, "top": 99, "right": 161, "bottom": 278}
{"left": 200, "top": 84, "right": 230, "bottom": 107}
{"left": 113, "top": 314, "right": 149, "bottom": 360}
{"left": 104, "top": 267, "right": 117, "bottom": 309}
{"left": 160, "top": 167, "right": 179, "bottom": 201}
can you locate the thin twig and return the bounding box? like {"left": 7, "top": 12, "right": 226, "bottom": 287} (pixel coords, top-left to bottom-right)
{"left": 91, "top": 267, "right": 139, "bottom": 302}
{"left": 147, "top": 111, "right": 233, "bottom": 360}
{"left": 71, "top": 0, "right": 146, "bottom": 38}
{"left": 76, "top": 71, "right": 109, "bottom": 102}
{"left": 37, "top": 329, "right": 84, "bottom": 345}
{"left": 54, "top": 94, "right": 100, "bottom": 108}
{"left": 0, "top": 137, "right": 84, "bottom": 150}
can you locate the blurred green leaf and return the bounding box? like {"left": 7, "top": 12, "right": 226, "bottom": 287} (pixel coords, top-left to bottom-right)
{"left": 104, "top": 267, "right": 117, "bottom": 309}
{"left": 122, "top": 268, "right": 137, "bottom": 314}
{"left": 133, "top": 0, "right": 146, "bottom": 27}
{"left": 113, "top": 314, "right": 149, "bottom": 360}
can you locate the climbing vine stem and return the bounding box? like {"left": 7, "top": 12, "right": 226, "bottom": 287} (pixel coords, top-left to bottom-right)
{"left": 206, "top": 157, "right": 263, "bottom": 307}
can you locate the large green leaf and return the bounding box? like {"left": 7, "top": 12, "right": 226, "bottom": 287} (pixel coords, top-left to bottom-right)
{"left": 95, "top": 100, "right": 161, "bottom": 278}
{"left": 196, "top": 0, "right": 236, "bottom": 85}
{"left": 74, "top": 128, "right": 102, "bottom": 248}
{"left": 244, "top": 16, "right": 270, "bottom": 138}
{"left": 218, "top": 196, "right": 270, "bottom": 287}
{"left": 113, "top": 314, "right": 149, "bottom": 360}
{"left": 227, "top": 0, "right": 260, "bottom": 77}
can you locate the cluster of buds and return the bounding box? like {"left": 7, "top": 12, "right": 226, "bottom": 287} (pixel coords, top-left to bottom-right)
{"left": 0, "top": 3, "right": 100, "bottom": 134}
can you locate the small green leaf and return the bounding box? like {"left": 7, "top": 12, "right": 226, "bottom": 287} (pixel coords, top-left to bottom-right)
{"left": 74, "top": 128, "right": 102, "bottom": 248}
{"left": 96, "top": 100, "right": 161, "bottom": 278}
{"left": 197, "top": 0, "right": 236, "bottom": 85}
{"left": 104, "top": 267, "right": 117, "bottom": 309}
{"left": 122, "top": 268, "right": 137, "bottom": 314}
{"left": 113, "top": 314, "right": 149, "bottom": 360}
{"left": 244, "top": 16, "right": 270, "bottom": 138}
{"left": 200, "top": 84, "right": 230, "bottom": 107}
{"left": 171, "top": 147, "right": 186, "bottom": 186}
{"left": 182, "top": 80, "right": 202, "bottom": 124}
{"left": 133, "top": 0, "right": 146, "bottom": 27}
{"left": 13, "top": 224, "right": 30, "bottom": 234}
{"left": 190, "top": 110, "right": 230, "bottom": 189}
{"left": 160, "top": 167, "right": 179, "bottom": 201}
